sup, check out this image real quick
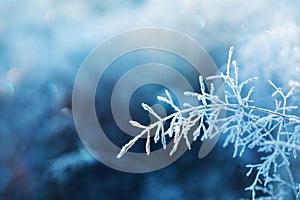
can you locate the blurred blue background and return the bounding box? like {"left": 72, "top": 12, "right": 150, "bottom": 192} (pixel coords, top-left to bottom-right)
{"left": 0, "top": 0, "right": 300, "bottom": 199}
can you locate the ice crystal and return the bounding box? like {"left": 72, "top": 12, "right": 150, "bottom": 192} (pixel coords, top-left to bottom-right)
{"left": 118, "top": 47, "right": 300, "bottom": 199}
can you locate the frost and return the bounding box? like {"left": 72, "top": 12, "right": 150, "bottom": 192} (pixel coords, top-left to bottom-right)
{"left": 117, "top": 47, "right": 300, "bottom": 199}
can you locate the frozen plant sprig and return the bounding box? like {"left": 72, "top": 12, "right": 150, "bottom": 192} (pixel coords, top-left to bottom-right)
{"left": 117, "top": 47, "right": 300, "bottom": 200}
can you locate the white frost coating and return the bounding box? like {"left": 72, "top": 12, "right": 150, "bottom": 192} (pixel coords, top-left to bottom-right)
{"left": 118, "top": 47, "right": 300, "bottom": 199}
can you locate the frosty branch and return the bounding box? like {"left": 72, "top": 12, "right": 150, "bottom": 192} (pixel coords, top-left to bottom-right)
{"left": 117, "top": 47, "right": 300, "bottom": 199}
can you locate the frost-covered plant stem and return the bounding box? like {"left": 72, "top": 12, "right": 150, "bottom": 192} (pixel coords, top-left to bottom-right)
{"left": 117, "top": 47, "right": 300, "bottom": 199}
